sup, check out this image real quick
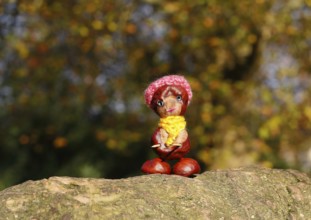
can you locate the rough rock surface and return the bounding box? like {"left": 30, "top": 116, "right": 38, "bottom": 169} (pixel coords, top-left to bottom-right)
{"left": 0, "top": 167, "right": 310, "bottom": 220}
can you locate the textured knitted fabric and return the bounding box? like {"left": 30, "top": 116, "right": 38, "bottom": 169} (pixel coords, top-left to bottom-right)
{"left": 144, "top": 75, "right": 192, "bottom": 108}
{"left": 158, "top": 116, "right": 186, "bottom": 146}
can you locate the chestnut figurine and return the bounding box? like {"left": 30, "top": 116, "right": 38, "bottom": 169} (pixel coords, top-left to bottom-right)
{"left": 141, "top": 75, "right": 201, "bottom": 177}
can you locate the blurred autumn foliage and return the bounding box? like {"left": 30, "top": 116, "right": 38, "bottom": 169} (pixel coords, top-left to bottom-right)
{"left": 1, "top": 0, "right": 311, "bottom": 189}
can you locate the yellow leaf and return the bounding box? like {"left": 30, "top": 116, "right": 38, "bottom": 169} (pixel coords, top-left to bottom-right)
{"left": 256, "top": 0, "right": 265, "bottom": 4}
{"left": 304, "top": 106, "right": 311, "bottom": 121}
{"left": 79, "top": 26, "right": 89, "bottom": 37}
{"left": 107, "top": 139, "right": 117, "bottom": 150}
{"left": 198, "top": 150, "right": 210, "bottom": 165}
{"left": 92, "top": 20, "right": 103, "bottom": 30}
{"left": 267, "top": 116, "right": 282, "bottom": 135}
{"left": 201, "top": 112, "right": 212, "bottom": 124}
{"left": 261, "top": 161, "right": 273, "bottom": 168}
{"left": 164, "top": 2, "right": 180, "bottom": 13}
{"left": 14, "top": 41, "right": 29, "bottom": 58}
{"left": 258, "top": 127, "right": 269, "bottom": 139}
{"left": 262, "top": 89, "right": 272, "bottom": 103}
{"left": 259, "top": 116, "right": 282, "bottom": 139}
{"left": 108, "top": 22, "right": 117, "bottom": 32}
{"left": 189, "top": 78, "right": 202, "bottom": 91}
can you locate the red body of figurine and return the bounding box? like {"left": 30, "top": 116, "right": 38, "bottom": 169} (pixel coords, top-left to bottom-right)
{"left": 141, "top": 75, "right": 201, "bottom": 177}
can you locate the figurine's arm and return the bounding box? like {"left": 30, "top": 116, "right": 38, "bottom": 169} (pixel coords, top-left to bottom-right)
{"left": 152, "top": 128, "right": 168, "bottom": 148}
{"left": 172, "top": 129, "right": 188, "bottom": 146}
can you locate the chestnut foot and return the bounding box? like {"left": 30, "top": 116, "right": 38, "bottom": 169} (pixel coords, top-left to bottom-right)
{"left": 141, "top": 158, "right": 171, "bottom": 174}
{"left": 173, "top": 158, "right": 201, "bottom": 177}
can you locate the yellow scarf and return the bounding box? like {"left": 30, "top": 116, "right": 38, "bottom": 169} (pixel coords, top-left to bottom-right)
{"left": 158, "top": 116, "right": 186, "bottom": 146}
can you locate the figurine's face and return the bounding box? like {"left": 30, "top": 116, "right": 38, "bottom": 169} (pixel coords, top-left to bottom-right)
{"left": 151, "top": 85, "right": 188, "bottom": 118}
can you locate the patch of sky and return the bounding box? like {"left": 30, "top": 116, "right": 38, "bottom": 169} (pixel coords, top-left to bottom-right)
{"left": 261, "top": 44, "right": 310, "bottom": 104}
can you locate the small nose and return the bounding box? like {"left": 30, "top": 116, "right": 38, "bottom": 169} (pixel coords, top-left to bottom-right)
{"left": 165, "top": 97, "right": 177, "bottom": 110}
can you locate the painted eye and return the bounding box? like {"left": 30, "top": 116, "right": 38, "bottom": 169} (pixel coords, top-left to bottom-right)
{"left": 176, "top": 95, "right": 182, "bottom": 101}
{"left": 157, "top": 100, "right": 164, "bottom": 107}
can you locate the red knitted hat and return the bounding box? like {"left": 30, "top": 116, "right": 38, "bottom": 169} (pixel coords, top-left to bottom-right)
{"left": 144, "top": 75, "right": 192, "bottom": 107}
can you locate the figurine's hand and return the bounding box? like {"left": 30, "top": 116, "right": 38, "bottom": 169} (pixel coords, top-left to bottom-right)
{"left": 170, "top": 143, "right": 182, "bottom": 147}
{"left": 152, "top": 129, "right": 168, "bottom": 149}
{"left": 173, "top": 130, "right": 188, "bottom": 146}
{"left": 160, "top": 129, "right": 168, "bottom": 145}
{"left": 151, "top": 144, "right": 160, "bottom": 148}
{"left": 151, "top": 143, "right": 167, "bottom": 149}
